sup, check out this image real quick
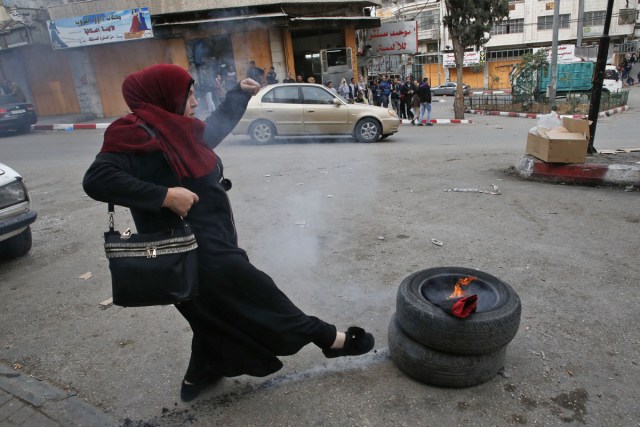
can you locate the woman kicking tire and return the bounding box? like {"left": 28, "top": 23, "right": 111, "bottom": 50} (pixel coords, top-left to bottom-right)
{"left": 395, "top": 267, "right": 521, "bottom": 355}
{"left": 388, "top": 314, "right": 506, "bottom": 388}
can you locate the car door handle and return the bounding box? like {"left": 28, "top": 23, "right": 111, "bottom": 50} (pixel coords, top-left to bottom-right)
{"left": 307, "top": 110, "right": 315, "bottom": 113}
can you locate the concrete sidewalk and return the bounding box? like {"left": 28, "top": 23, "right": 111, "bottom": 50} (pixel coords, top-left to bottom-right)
{"left": 0, "top": 364, "right": 115, "bottom": 427}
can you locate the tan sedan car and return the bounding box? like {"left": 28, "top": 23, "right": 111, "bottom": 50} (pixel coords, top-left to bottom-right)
{"left": 232, "top": 83, "right": 401, "bottom": 143}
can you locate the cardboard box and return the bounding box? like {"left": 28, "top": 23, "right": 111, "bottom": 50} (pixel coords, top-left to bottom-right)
{"left": 526, "top": 117, "right": 590, "bottom": 163}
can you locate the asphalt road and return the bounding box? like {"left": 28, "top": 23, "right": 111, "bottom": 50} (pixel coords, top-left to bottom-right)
{"left": 1, "top": 91, "right": 639, "bottom": 426}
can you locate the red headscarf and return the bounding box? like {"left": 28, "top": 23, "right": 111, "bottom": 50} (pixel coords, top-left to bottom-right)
{"left": 100, "top": 64, "right": 216, "bottom": 179}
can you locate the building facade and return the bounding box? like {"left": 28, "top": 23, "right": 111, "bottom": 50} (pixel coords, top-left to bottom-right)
{"left": 374, "top": 0, "right": 639, "bottom": 89}
{"left": 0, "top": 0, "right": 380, "bottom": 117}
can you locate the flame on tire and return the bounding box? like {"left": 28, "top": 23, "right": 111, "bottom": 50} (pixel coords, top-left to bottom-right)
{"left": 448, "top": 276, "right": 476, "bottom": 299}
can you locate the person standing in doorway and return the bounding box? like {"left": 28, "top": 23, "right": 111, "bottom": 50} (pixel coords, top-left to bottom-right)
{"left": 416, "top": 77, "right": 432, "bottom": 126}
{"left": 247, "top": 61, "right": 264, "bottom": 84}
{"left": 266, "top": 67, "right": 278, "bottom": 85}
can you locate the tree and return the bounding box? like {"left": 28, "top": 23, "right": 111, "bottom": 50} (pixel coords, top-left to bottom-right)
{"left": 443, "top": 0, "right": 509, "bottom": 119}
{"left": 509, "top": 49, "right": 550, "bottom": 100}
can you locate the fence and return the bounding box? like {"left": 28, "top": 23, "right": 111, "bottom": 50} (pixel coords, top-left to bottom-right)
{"left": 464, "top": 90, "right": 629, "bottom": 115}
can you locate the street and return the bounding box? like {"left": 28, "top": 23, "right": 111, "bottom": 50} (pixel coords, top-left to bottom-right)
{"left": 1, "top": 93, "right": 639, "bottom": 426}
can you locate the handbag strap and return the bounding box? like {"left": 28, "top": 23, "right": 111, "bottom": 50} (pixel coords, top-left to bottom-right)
{"left": 106, "top": 121, "right": 184, "bottom": 232}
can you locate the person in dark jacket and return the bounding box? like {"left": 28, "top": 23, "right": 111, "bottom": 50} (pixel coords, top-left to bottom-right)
{"left": 82, "top": 64, "right": 375, "bottom": 402}
{"left": 400, "top": 76, "right": 416, "bottom": 120}
{"left": 416, "top": 77, "right": 433, "bottom": 126}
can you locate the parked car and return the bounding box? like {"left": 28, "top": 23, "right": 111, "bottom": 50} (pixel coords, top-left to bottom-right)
{"left": 430, "top": 82, "right": 471, "bottom": 96}
{"left": 0, "top": 97, "right": 38, "bottom": 134}
{"left": 232, "top": 83, "right": 401, "bottom": 143}
{"left": 0, "top": 163, "right": 37, "bottom": 258}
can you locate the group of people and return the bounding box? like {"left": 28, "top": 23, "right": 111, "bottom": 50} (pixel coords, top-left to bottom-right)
{"left": 618, "top": 52, "right": 639, "bottom": 87}
{"left": 321, "top": 74, "right": 434, "bottom": 126}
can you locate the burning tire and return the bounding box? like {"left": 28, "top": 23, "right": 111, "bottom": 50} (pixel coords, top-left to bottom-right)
{"left": 395, "top": 267, "right": 521, "bottom": 355}
{"left": 388, "top": 314, "right": 506, "bottom": 388}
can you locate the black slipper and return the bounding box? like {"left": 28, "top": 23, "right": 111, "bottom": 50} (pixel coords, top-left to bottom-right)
{"left": 322, "top": 326, "right": 375, "bottom": 358}
{"left": 180, "top": 371, "right": 223, "bottom": 402}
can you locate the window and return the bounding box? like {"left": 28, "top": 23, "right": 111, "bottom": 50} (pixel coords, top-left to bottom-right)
{"left": 487, "top": 48, "right": 532, "bottom": 61}
{"left": 490, "top": 18, "right": 524, "bottom": 35}
{"left": 263, "top": 86, "right": 300, "bottom": 104}
{"left": 583, "top": 11, "right": 606, "bottom": 27}
{"left": 301, "top": 86, "right": 335, "bottom": 105}
{"left": 537, "top": 14, "right": 570, "bottom": 30}
{"left": 416, "top": 9, "right": 439, "bottom": 32}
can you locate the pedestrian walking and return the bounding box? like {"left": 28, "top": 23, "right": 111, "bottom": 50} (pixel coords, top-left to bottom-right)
{"left": 370, "top": 79, "right": 381, "bottom": 106}
{"left": 400, "top": 77, "right": 416, "bottom": 120}
{"left": 82, "top": 64, "right": 375, "bottom": 403}
{"left": 390, "top": 77, "right": 401, "bottom": 116}
{"left": 410, "top": 90, "right": 420, "bottom": 125}
{"left": 416, "top": 77, "right": 432, "bottom": 126}
{"left": 379, "top": 74, "right": 391, "bottom": 108}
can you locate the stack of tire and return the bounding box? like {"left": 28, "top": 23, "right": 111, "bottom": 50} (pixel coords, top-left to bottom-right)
{"left": 388, "top": 267, "right": 521, "bottom": 387}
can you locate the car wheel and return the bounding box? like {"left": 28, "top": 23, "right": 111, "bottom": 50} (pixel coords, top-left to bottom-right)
{"left": 355, "top": 118, "right": 381, "bottom": 142}
{"left": 249, "top": 120, "right": 276, "bottom": 144}
{"left": 388, "top": 314, "right": 506, "bottom": 388}
{"left": 395, "top": 266, "right": 521, "bottom": 355}
{"left": 19, "top": 124, "right": 32, "bottom": 134}
{"left": 0, "top": 227, "right": 33, "bottom": 259}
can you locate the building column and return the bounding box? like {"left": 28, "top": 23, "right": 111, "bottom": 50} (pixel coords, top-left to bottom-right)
{"left": 67, "top": 49, "right": 104, "bottom": 118}
{"left": 344, "top": 25, "right": 358, "bottom": 81}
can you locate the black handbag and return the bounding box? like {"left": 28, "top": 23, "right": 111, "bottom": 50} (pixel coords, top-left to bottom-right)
{"left": 104, "top": 202, "right": 199, "bottom": 307}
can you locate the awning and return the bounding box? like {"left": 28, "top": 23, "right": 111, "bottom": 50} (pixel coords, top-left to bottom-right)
{"left": 154, "top": 12, "right": 288, "bottom": 27}
{"left": 289, "top": 16, "right": 380, "bottom": 29}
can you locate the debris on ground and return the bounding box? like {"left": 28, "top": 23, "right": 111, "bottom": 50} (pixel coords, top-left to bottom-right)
{"left": 99, "top": 297, "right": 113, "bottom": 309}
{"left": 444, "top": 184, "right": 502, "bottom": 195}
{"left": 294, "top": 220, "right": 307, "bottom": 227}
{"left": 378, "top": 236, "right": 385, "bottom": 240}
{"left": 78, "top": 272, "right": 93, "bottom": 280}
{"left": 431, "top": 239, "right": 444, "bottom": 246}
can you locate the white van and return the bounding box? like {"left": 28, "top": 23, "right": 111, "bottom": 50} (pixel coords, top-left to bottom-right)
{"left": 603, "top": 65, "right": 622, "bottom": 92}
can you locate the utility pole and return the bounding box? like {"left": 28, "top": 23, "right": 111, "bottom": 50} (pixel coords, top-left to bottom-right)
{"left": 587, "top": 0, "right": 614, "bottom": 154}
{"left": 576, "top": 0, "right": 585, "bottom": 47}
{"left": 548, "top": 0, "right": 560, "bottom": 108}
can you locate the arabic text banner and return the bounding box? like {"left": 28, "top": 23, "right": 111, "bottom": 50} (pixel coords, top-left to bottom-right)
{"left": 47, "top": 7, "right": 153, "bottom": 50}
{"left": 367, "top": 21, "right": 418, "bottom": 55}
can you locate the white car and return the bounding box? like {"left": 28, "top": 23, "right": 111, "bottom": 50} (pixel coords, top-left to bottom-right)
{"left": 0, "top": 163, "right": 36, "bottom": 258}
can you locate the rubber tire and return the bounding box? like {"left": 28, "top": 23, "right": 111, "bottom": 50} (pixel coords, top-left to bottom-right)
{"left": 388, "top": 314, "right": 506, "bottom": 388}
{"left": 19, "top": 124, "right": 32, "bottom": 134}
{"left": 396, "top": 266, "right": 521, "bottom": 355}
{"left": 354, "top": 118, "right": 381, "bottom": 142}
{"left": 0, "top": 227, "right": 32, "bottom": 259}
{"left": 249, "top": 120, "right": 276, "bottom": 144}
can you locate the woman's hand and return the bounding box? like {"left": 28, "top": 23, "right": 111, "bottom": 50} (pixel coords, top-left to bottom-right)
{"left": 240, "top": 78, "right": 261, "bottom": 96}
{"left": 162, "top": 187, "right": 199, "bottom": 217}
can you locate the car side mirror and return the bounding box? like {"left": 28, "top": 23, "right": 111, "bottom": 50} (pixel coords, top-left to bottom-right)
{"left": 333, "top": 98, "right": 342, "bottom": 106}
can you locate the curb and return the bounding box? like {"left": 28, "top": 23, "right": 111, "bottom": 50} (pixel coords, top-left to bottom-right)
{"left": 467, "top": 105, "right": 629, "bottom": 119}
{"left": 0, "top": 364, "right": 115, "bottom": 427}
{"left": 400, "top": 119, "right": 473, "bottom": 125}
{"left": 32, "top": 123, "right": 111, "bottom": 131}
{"left": 515, "top": 155, "right": 640, "bottom": 186}
{"left": 33, "top": 119, "right": 473, "bottom": 130}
